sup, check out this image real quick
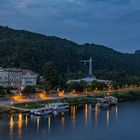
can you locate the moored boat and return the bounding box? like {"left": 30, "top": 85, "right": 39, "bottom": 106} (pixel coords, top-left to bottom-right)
{"left": 105, "top": 96, "right": 118, "bottom": 105}
{"left": 30, "top": 107, "right": 52, "bottom": 116}
{"left": 49, "top": 102, "right": 69, "bottom": 111}
{"left": 96, "top": 98, "right": 110, "bottom": 109}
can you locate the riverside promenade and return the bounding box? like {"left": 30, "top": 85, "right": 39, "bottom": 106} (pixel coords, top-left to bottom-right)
{"left": 0, "top": 94, "right": 86, "bottom": 108}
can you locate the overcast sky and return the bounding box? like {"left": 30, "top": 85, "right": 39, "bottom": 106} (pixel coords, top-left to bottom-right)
{"left": 0, "top": 0, "right": 140, "bottom": 53}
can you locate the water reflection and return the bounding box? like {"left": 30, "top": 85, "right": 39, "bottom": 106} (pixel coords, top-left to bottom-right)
{"left": 48, "top": 117, "right": 51, "bottom": 133}
{"left": 36, "top": 117, "right": 40, "bottom": 132}
{"left": 71, "top": 106, "right": 77, "bottom": 128}
{"left": 9, "top": 116, "right": 14, "bottom": 139}
{"left": 7, "top": 104, "right": 119, "bottom": 140}
{"left": 84, "top": 104, "right": 88, "bottom": 125}
{"left": 95, "top": 104, "right": 99, "bottom": 126}
{"left": 25, "top": 115, "right": 28, "bottom": 126}
{"left": 18, "top": 114, "right": 23, "bottom": 140}
{"left": 61, "top": 112, "right": 65, "bottom": 129}
{"left": 106, "top": 110, "right": 110, "bottom": 127}
{"left": 115, "top": 106, "right": 118, "bottom": 121}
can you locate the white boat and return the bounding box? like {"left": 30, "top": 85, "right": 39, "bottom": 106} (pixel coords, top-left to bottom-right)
{"left": 105, "top": 96, "right": 118, "bottom": 105}
{"left": 30, "top": 107, "right": 52, "bottom": 116}
{"left": 49, "top": 102, "right": 69, "bottom": 111}
{"left": 96, "top": 98, "right": 110, "bottom": 109}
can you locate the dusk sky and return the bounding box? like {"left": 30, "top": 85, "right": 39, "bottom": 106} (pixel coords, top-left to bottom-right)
{"left": 0, "top": 0, "right": 140, "bottom": 53}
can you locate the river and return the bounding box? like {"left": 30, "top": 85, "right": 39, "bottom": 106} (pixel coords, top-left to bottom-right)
{"left": 0, "top": 102, "right": 140, "bottom": 140}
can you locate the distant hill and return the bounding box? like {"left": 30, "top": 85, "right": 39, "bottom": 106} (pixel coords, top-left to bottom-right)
{"left": 135, "top": 50, "right": 140, "bottom": 54}
{"left": 0, "top": 26, "right": 140, "bottom": 80}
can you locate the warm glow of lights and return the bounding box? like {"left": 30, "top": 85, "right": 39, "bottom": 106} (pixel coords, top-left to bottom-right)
{"left": 58, "top": 91, "right": 65, "bottom": 97}
{"left": 18, "top": 114, "right": 23, "bottom": 129}
{"left": 95, "top": 104, "right": 99, "bottom": 125}
{"left": 71, "top": 106, "right": 76, "bottom": 127}
{"left": 72, "top": 89, "right": 77, "bottom": 95}
{"left": 48, "top": 117, "right": 51, "bottom": 133}
{"left": 83, "top": 88, "right": 88, "bottom": 93}
{"left": 84, "top": 104, "right": 88, "bottom": 125}
{"left": 18, "top": 114, "right": 23, "bottom": 139}
{"left": 107, "top": 93, "right": 110, "bottom": 96}
{"left": 37, "top": 92, "right": 47, "bottom": 99}
{"left": 61, "top": 112, "right": 65, "bottom": 128}
{"left": 9, "top": 116, "right": 14, "bottom": 139}
{"left": 9, "top": 116, "right": 14, "bottom": 128}
{"left": 20, "top": 86, "right": 25, "bottom": 91}
{"left": 12, "top": 94, "right": 23, "bottom": 101}
{"left": 25, "top": 115, "right": 28, "bottom": 126}
{"left": 9, "top": 116, "right": 14, "bottom": 132}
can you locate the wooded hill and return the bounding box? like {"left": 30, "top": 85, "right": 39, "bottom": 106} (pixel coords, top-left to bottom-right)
{"left": 0, "top": 26, "right": 140, "bottom": 82}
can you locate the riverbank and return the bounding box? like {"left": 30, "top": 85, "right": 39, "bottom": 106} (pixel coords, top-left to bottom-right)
{"left": 91, "top": 87, "right": 140, "bottom": 101}
{"left": 0, "top": 87, "right": 140, "bottom": 115}
{"left": 11, "top": 96, "right": 96, "bottom": 110}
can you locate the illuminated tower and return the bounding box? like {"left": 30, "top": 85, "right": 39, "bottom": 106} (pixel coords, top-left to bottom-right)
{"left": 81, "top": 57, "right": 93, "bottom": 77}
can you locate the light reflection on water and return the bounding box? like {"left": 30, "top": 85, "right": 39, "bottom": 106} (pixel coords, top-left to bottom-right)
{"left": 71, "top": 106, "right": 76, "bottom": 128}
{"left": 106, "top": 110, "right": 110, "bottom": 127}
{"left": 95, "top": 104, "right": 99, "bottom": 126}
{"left": 84, "top": 104, "right": 88, "bottom": 125}
{"left": 9, "top": 116, "right": 14, "bottom": 139}
{"left": 48, "top": 116, "right": 51, "bottom": 134}
{"left": 4, "top": 104, "right": 120, "bottom": 140}
{"left": 36, "top": 116, "right": 40, "bottom": 132}
{"left": 61, "top": 112, "right": 65, "bottom": 129}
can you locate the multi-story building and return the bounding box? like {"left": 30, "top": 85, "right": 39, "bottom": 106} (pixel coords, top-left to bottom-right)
{"left": 0, "top": 68, "right": 21, "bottom": 87}
{"left": 0, "top": 68, "right": 9, "bottom": 87}
{"left": 0, "top": 68, "right": 38, "bottom": 87}
{"left": 21, "top": 70, "right": 38, "bottom": 87}
{"left": 7, "top": 68, "right": 22, "bottom": 87}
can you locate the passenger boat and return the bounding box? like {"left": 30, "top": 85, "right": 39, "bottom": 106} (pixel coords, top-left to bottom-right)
{"left": 30, "top": 107, "right": 52, "bottom": 116}
{"left": 96, "top": 98, "right": 110, "bottom": 109}
{"left": 105, "top": 96, "right": 118, "bottom": 105}
{"left": 49, "top": 102, "right": 69, "bottom": 111}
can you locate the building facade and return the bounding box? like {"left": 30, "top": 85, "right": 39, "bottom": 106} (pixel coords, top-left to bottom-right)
{"left": 0, "top": 68, "right": 21, "bottom": 87}
{"left": 21, "top": 70, "right": 38, "bottom": 87}
{"left": 0, "top": 68, "right": 38, "bottom": 87}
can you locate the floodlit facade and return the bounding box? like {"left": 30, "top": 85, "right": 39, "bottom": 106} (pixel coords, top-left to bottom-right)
{"left": 0, "top": 68, "right": 38, "bottom": 87}
{"left": 21, "top": 70, "right": 38, "bottom": 86}
{"left": 0, "top": 68, "right": 21, "bottom": 87}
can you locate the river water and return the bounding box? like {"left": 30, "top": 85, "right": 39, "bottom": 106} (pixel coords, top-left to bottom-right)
{"left": 0, "top": 102, "right": 140, "bottom": 140}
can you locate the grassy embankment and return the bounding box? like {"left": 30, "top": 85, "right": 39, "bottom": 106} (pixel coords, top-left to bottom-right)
{"left": 12, "top": 96, "right": 96, "bottom": 110}
{"left": 91, "top": 87, "right": 140, "bottom": 101}
{"left": 0, "top": 87, "right": 140, "bottom": 115}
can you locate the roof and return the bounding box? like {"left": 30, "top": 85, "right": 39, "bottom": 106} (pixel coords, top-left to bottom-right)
{"left": 22, "top": 69, "right": 37, "bottom": 76}
{"left": 68, "top": 77, "right": 111, "bottom": 83}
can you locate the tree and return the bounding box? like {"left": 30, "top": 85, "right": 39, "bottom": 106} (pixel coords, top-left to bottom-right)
{"left": 67, "top": 81, "right": 88, "bottom": 92}
{"left": 43, "top": 61, "right": 59, "bottom": 90}
{"left": 0, "top": 86, "right": 5, "bottom": 94}
{"left": 90, "top": 81, "right": 107, "bottom": 91}
{"left": 22, "top": 86, "right": 35, "bottom": 97}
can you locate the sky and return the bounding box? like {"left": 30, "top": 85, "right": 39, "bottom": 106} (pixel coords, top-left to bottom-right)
{"left": 0, "top": 0, "right": 140, "bottom": 53}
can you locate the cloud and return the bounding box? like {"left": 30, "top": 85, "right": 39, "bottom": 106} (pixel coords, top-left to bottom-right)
{"left": 0, "top": 0, "right": 140, "bottom": 52}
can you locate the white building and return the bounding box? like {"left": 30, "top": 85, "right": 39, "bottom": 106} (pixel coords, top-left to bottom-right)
{"left": 0, "top": 68, "right": 21, "bottom": 87}
{"left": 0, "top": 68, "right": 38, "bottom": 87}
{"left": 0, "top": 68, "right": 9, "bottom": 87}
{"left": 21, "top": 70, "right": 38, "bottom": 87}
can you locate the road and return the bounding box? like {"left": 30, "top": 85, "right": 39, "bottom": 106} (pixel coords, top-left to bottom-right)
{"left": 0, "top": 94, "right": 85, "bottom": 108}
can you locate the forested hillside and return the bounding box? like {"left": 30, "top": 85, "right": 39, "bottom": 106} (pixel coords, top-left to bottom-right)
{"left": 0, "top": 26, "right": 140, "bottom": 82}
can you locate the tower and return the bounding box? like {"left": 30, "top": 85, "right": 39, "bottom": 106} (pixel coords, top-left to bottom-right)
{"left": 81, "top": 57, "right": 93, "bottom": 77}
